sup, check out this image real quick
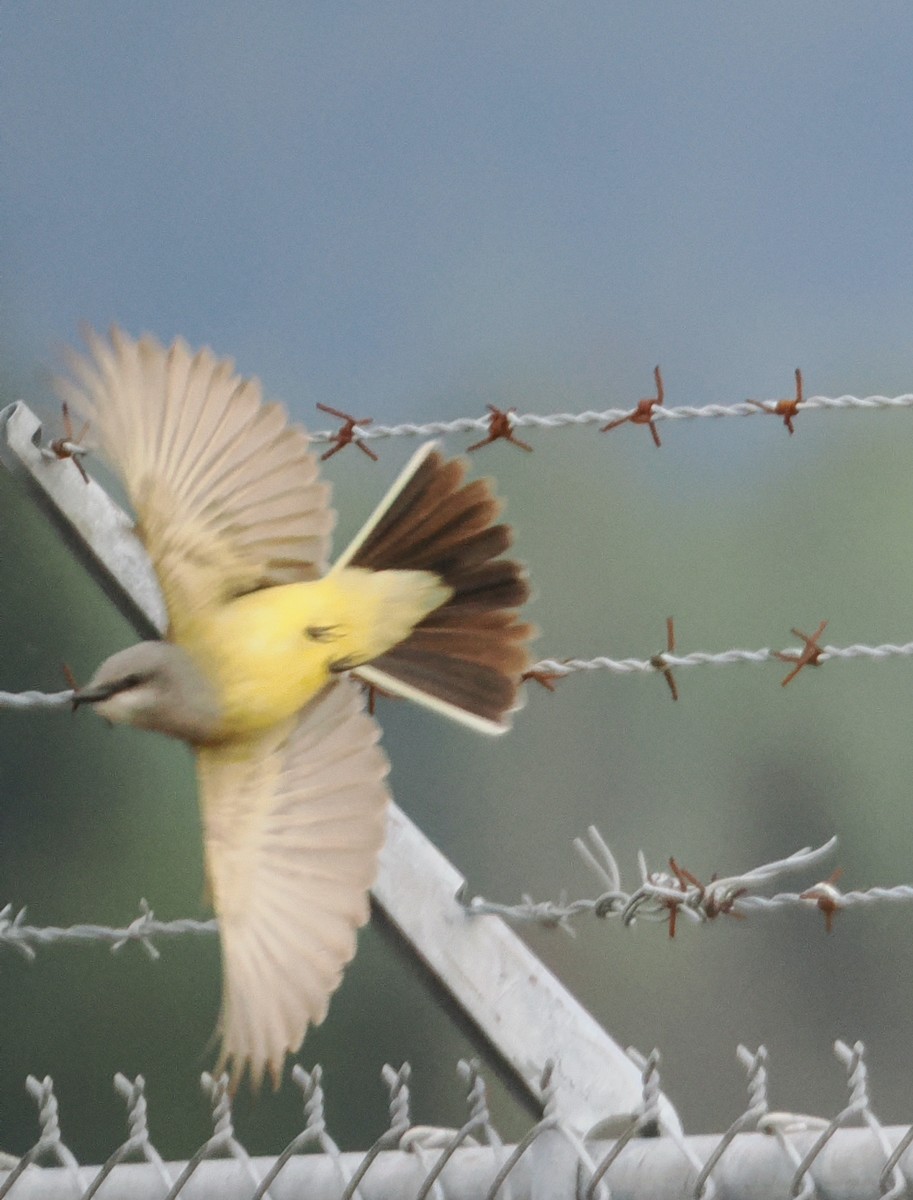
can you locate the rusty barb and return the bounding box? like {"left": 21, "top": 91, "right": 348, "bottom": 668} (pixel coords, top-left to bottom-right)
{"left": 602, "top": 366, "right": 665, "bottom": 447}
{"left": 42, "top": 403, "right": 90, "bottom": 482}
{"left": 749, "top": 368, "right": 804, "bottom": 434}
{"left": 360, "top": 678, "right": 400, "bottom": 715}
{"left": 800, "top": 867, "right": 845, "bottom": 933}
{"left": 466, "top": 404, "right": 534, "bottom": 453}
{"left": 656, "top": 857, "right": 746, "bottom": 939}
{"left": 775, "top": 620, "right": 828, "bottom": 686}
{"left": 315, "top": 403, "right": 379, "bottom": 461}
{"left": 649, "top": 617, "right": 679, "bottom": 700}
{"left": 521, "top": 664, "right": 566, "bottom": 692}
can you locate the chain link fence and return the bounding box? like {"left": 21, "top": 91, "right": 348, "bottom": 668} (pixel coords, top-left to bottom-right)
{"left": 2, "top": 1043, "right": 911, "bottom": 1199}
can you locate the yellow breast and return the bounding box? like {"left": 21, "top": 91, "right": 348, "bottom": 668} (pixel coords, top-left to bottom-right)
{"left": 175, "top": 566, "right": 449, "bottom": 739}
{"left": 179, "top": 579, "right": 341, "bottom": 737}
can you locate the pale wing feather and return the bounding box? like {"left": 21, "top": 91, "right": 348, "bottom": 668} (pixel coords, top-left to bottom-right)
{"left": 196, "top": 678, "right": 390, "bottom": 1088}
{"left": 57, "top": 328, "right": 334, "bottom": 631}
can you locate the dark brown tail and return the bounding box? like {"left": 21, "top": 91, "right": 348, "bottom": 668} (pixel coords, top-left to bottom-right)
{"left": 337, "top": 443, "right": 533, "bottom": 734}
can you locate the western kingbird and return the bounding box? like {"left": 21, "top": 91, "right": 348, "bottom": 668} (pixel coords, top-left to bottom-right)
{"left": 59, "top": 329, "right": 532, "bottom": 1087}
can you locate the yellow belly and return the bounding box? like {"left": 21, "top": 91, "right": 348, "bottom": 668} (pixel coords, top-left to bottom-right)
{"left": 180, "top": 581, "right": 336, "bottom": 736}
{"left": 176, "top": 567, "right": 450, "bottom": 738}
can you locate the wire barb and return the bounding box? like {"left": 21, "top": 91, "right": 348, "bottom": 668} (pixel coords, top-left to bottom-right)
{"left": 749, "top": 368, "right": 804, "bottom": 434}
{"left": 799, "top": 867, "right": 844, "bottom": 933}
{"left": 775, "top": 619, "right": 828, "bottom": 686}
{"left": 649, "top": 617, "right": 679, "bottom": 700}
{"left": 520, "top": 665, "right": 565, "bottom": 692}
{"left": 315, "top": 403, "right": 379, "bottom": 461}
{"left": 601, "top": 365, "right": 665, "bottom": 446}
{"left": 466, "top": 405, "right": 534, "bottom": 453}
{"left": 42, "top": 402, "right": 90, "bottom": 482}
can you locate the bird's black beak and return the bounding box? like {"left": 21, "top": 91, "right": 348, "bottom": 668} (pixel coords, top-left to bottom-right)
{"left": 72, "top": 671, "right": 146, "bottom": 708}
{"left": 72, "top": 681, "right": 126, "bottom": 707}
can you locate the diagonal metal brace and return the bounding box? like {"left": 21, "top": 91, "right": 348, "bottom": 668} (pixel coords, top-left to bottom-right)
{"left": 0, "top": 399, "right": 681, "bottom": 1137}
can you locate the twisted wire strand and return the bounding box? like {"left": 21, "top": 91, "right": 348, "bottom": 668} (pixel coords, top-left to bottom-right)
{"left": 463, "top": 833, "right": 913, "bottom": 933}
{"left": 530, "top": 640, "right": 913, "bottom": 680}
{"left": 5, "top": 639, "right": 913, "bottom": 716}
{"left": 308, "top": 393, "right": 913, "bottom": 443}
{"left": 3, "top": 1046, "right": 912, "bottom": 1200}
{"left": 0, "top": 901, "right": 215, "bottom": 960}
{"left": 1, "top": 835, "right": 910, "bottom": 953}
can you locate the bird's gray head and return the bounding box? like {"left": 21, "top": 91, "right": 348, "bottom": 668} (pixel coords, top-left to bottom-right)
{"left": 74, "top": 641, "right": 223, "bottom": 744}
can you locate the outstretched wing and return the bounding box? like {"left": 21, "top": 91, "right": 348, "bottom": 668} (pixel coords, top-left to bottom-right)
{"left": 57, "top": 327, "right": 334, "bottom": 636}
{"left": 196, "top": 678, "right": 390, "bottom": 1088}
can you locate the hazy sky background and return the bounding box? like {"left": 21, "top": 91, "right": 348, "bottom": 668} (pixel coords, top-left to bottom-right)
{"left": 4, "top": 2, "right": 913, "bottom": 1160}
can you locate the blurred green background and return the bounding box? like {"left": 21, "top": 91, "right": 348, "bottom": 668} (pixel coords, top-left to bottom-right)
{"left": 4, "top": 1, "right": 913, "bottom": 1162}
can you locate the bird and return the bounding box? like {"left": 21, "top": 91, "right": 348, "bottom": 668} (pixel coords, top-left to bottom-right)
{"left": 57, "top": 328, "right": 533, "bottom": 1089}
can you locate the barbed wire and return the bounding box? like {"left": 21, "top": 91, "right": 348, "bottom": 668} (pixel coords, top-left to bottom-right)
{"left": 0, "top": 830, "right": 909, "bottom": 957}
{"left": 0, "top": 900, "right": 215, "bottom": 961}
{"left": 5, "top": 632, "right": 913, "bottom": 716}
{"left": 36, "top": 379, "right": 913, "bottom": 461}
{"left": 527, "top": 637, "right": 913, "bottom": 680}
{"left": 463, "top": 828, "right": 909, "bottom": 937}
{"left": 2, "top": 1042, "right": 912, "bottom": 1199}
{"left": 305, "top": 390, "right": 913, "bottom": 448}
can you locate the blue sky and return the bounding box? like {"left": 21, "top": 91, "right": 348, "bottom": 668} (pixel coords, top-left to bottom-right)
{"left": 5, "top": 4, "right": 913, "bottom": 418}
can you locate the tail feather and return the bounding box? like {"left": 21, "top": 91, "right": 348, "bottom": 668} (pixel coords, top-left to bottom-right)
{"left": 359, "top": 655, "right": 518, "bottom": 730}
{"left": 441, "top": 558, "right": 529, "bottom": 609}
{"left": 339, "top": 443, "right": 533, "bottom": 734}
{"left": 403, "top": 615, "right": 530, "bottom": 671}
{"left": 353, "top": 478, "right": 498, "bottom": 569}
